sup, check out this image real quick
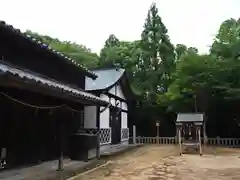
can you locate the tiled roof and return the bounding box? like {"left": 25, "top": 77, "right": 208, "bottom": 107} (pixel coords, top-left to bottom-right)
{"left": 176, "top": 113, "right": 204, "bottom": 123}
{"left": 85, "top": 68, "right": 125, "bottom": 91}
{"left": 0, "top": 62, "right": 110, "bottom": 106}
{"left": 0, "top": 21, "right": 97, "bottom": 79}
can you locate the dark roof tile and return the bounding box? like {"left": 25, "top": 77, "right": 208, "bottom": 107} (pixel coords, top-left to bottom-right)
{"left": 0, "top": 62, "right": 109, "bottom": 106}
{"left": 0, "top": 21, "right": 97, "bottom": 79}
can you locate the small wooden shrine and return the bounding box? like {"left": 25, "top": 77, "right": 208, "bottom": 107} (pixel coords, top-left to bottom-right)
{"left": 176, "top": 113, "right": 204, "bottom": 156}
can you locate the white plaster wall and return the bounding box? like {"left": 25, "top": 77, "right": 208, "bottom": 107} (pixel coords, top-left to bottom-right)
{"left": 116, "top": 84, "right": 125, "bottom": 100}
{"left": 84, "top": 106, "right": 97, "bottom": 128}
{"left": 108, "top": 84, "right": 128, "bottom": 132}
{"left": 100, "top": 107, "right": 110, "bottom": 128}
{"left": 100, "top": 94, "right": 110, "bottom": 128}
{"left": 122, "top": 102, "right": 127, "bottom": 110}
{"left": 108, "top": 84, "right": 125, "bottom": 99}
{"left": 108, "top": 86, "right": 115, "bottom": 95}
{"left": 108, "top": 84, "right": 128, "bottom": 110}
{"left": 121, "top": 112, "right": 128, "bottom": 128}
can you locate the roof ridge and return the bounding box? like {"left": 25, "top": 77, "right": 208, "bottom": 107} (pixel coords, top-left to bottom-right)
{"left": 0, "top": 21, "right": 97, "bottom": 79}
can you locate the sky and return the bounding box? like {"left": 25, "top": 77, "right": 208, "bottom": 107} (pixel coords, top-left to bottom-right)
{"left": 0, "top": 0, "right": 239, "bottom": 54}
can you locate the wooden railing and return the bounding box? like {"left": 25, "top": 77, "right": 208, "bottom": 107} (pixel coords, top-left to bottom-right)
{"left": 206, "top": 137, "right": 240, "bottom": 148}
{"left": 134, "top": 136, "right": 240, "bottom": 147}
{"left": 136, "top": 137, "right": 176, "bottom": 144}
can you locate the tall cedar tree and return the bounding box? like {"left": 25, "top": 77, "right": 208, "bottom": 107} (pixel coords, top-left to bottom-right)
{"left": 99, "top": 34, "right": 120, "bottom": 68}
{"left": 140, "top": 3, "right": 175, "bottom": 102}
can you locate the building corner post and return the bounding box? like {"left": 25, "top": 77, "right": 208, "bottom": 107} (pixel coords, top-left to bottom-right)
{"left": 96, "top": 105, "right": 100, "bottom": 159}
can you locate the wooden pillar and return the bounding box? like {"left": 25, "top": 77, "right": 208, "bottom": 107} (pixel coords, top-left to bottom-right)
{"left": 203, "top": 121, "right": 207, "bottom": 146}
{"left": 57, "top": 115, "right": 64, "bottom": 171}
{"left": 175, "top": 127, "right": 178, "bottom": 144}
{"left": 217, "top": 136, "right": 220, "bottom": 146}
{"left": 96, "top": 106, "right": 100, "bottom": 159}
{"left": 133, "top": 125, "right": 136, "bottom": 144}
{"left": 156, "top": 126, "right": 159, "bottom": 137}
{"left": 178, "top": 127, "right": 182, "bottom": 155}
{"left": 198, "top": 127, "right": 202, "bottom": 156}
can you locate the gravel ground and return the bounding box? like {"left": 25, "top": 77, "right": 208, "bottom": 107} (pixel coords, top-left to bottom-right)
{"left": 72, "top": 145, "right": 240, "bottom": 180}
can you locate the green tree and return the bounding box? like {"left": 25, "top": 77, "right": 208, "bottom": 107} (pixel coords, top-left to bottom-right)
{"left": 175, "top": 44, "right": 187, "bottom": 60}
{"left": 104, "top": 34, "right": 120, "bottom": 48}
{"left": 210, "top": 18, "right": 240, "bottom": 59}
{"left": 139, "top": 3, "right": 175, "bottom": 101}
{"left": 25, "top": 30, "right": 100, "bottom": 68}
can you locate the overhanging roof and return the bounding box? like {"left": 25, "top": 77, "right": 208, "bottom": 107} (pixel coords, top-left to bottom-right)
{"left": 0, "top": 21, "right": 97, "bottom": 79}
{"left": 85, "top": 68, "right": 125, "bottom": 91}
{"left": 0, "top": 62, "right": 110, "bottom": 106}
{"left": 176, "top": 113, "right": 204, "bottom": 123}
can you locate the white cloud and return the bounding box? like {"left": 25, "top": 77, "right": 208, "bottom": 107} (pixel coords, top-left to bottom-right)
{"left": 0, "top": 0, "right": 239, "bottom": 54}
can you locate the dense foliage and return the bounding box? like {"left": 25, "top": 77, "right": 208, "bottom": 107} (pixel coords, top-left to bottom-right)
{"left": 26, "top": 3, "right": 240, "bottom": 137}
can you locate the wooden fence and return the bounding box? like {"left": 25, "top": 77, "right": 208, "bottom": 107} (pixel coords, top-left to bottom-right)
{"left": 136, "top": 137, "right": 176, "bottom": 145}
{"left": 134, "top": 136, "right": 240, "bottom": 148}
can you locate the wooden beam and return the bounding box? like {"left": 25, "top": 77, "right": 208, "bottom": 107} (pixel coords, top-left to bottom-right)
{"left": 105, "top": 92, "right": 127, "bottom": 103}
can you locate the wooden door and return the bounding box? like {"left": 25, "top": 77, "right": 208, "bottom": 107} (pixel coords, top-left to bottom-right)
{"left": 110, "top": 108, "right": 122, "bottom": 144}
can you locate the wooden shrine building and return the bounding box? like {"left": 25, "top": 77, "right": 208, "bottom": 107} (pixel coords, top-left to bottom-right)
{"left": 176, "top": 113, "right": 204, "bottom": 156}
{"left": 0, "top": 21, "right": 110, "bottom": 171}
{"left": 84, "top": 67, "right": 136, "bottom": 148}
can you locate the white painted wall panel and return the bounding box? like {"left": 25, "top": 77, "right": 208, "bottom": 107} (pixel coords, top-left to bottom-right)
{"left": 99, "top": 94, "right": 110, "bottom": 128}
{"left": 116, "top": 84, "right": 125, "bottom": 100}
{"left": 121, "top": 112, "right": 128, "bottom": 128}
{"left": 122, "top": 102, "right": 127, "bottom": 110}
{"left": 84, "top": 106, "right": 97, "bottom": 128}
{"left": 108, "top": 84, "right": 128, "bottom": 110}
{"left": 108, "top": 86, "right": 115, "bottom": 95}
{"left": 100, "top": 107, "right": 110, "bottom": 128}
{"left": 108, "top": 84, "right": 125, "bottom": 100}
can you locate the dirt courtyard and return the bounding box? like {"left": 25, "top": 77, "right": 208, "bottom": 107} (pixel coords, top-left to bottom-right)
{"left": 73, "top": 145, "right": 240, "bottom": 180}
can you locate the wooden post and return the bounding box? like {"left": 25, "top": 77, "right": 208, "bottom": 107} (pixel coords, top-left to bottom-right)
{"left": 156, "top": 121, "right": 160, "bottom": 144}
{"left": 203, "top": 121, "right": 208, "bottom": 146}
{"left": 57, "top": 151, "right": 64, "bottom": 171}
{"left": 156, "top": 126, "right": 159, "bottom": 137}
{"left": 133, "top": 125, "right": 136, "bottom": 144}
{"left": 178, "top": 127, "right": 182, "bottom": 155}
{"left": 96, "top": 131, "right": 100, "bottom": 159}
{"left": 57, "top": 118, "right": 64, "bottom": 171}
{"left": 175, "top": 128, "right": 178, "bottom": 144}
{"left": 217, "top": 136, "right": 220, "bottom": 146}
{"left": 96, "top": 106, "right": 100, "bottom": 159}
{"left": 156, "top": 121, "right": 160, "bottom": 137}
{"left": 198, "top": 127, "right": 202, "bottom": 156}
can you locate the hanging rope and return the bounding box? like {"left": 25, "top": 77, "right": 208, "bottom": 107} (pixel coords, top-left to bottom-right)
{"left": 65, "top": 106, "right": 83, "bottom": 113}
{"left": 0, "top": 91, "right": 104, "bottom": 114}
{"left": 0, "top": 91, "right": 84, "bottom": 114}
{"left": 0, "top": 92, "right": 64, "bottom": 109}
